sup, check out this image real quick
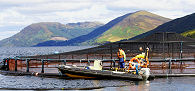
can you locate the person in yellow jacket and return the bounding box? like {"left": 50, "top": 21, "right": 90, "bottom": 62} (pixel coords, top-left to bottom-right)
{"left": 136, "top": 47, "right": 145, "bottom": 59}
{"left": 117, "top": 48, "right": 126, "bottom": 68}
{"left": 136, "top": 47, "right": 149, "bottom": 67}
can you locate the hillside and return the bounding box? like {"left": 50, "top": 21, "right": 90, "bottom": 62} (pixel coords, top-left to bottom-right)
{"left": 130, "top": 12, "right": 195, "bottom": 40}
{"left": 0, "top": 22, "right": 103, "bottom": 47}
{"left": 36, "top": 10, "right": 171, "bottom": 46}
{"left": 181, "top": 29, "right": 195, "bottom": 38}
{"left": 95, "top": 10, "right": 171, "bottom": 43}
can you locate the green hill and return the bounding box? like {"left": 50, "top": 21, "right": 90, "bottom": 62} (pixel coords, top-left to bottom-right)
{"left": 130, "top": 12, "right": 195, "bottom": 40}
{"left": 181, "top": 29, "right": 195, "bottom": 38}
{"left": 36, "top": 10, "right": 171, "bottom": 46}
{"left": 0, "top": 22, "right": 103, "bottom": 47}
{"left": 95, "top": 10, "right": 171, "bottom": 43}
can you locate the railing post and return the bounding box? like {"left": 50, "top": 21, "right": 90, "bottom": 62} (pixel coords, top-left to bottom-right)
{"left": 162, "top": 32, "right": 166, "bottom": 59}
{"left": 110, "top": 44, "right": 113, "bottom": 59}
{"left": 172, "top": 43, "right": 174, "bottom": 58}
{"left": 87, "top": 54, "right": 89, "bottom": 60}
{"left": 26, "top": 59, "right": 29, "bottom": 72}
{"left": 72, "top": 55, "right": 74, "bottom": 59}
{"left": 7, "top": 59, "right": 9, "bottom": 71}
{"left": 180, "top": 42, "right": 183, "bottom": 59}
{"left": 64, "top": 60, "right": 66, "bottom": 65}
{"left": 113, "top": 59, "right": 115, "bottom": 69}
{"left": 180, "top": 42, "right": 183, "bottom": 66}
{"left": 88, "top": 60, "right": 90, "bottom": 66}
{"left": 110, "top": 59, "right": 113, "bottom": 69}
{"left": 168, "top": 59, "right": 172, "bottom": 74}
{"left": 41, "top": 59, "right": 44, "bottom": 73}
{"left": 59, "top": 55, "right": 61, "bottom": 59}
{"left": 15, "top": 59, "right": 17, "bottom": 71}
{"left": 3, "top": 59, "right": 6, "bottom": 69}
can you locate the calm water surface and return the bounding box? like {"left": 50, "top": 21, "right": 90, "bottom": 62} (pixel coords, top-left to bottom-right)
{"left": 0, "top": 46, "right": 195, "bottom": 91}
{"left": 0, "top": 46, "right": 93, "bottom": 60}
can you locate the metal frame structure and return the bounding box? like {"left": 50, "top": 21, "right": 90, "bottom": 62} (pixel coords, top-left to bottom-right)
{"left": 2, "top": 32, "right": 195, "bottom": 75}
{"left": 20, "top": 32, "right": 195, "bottom": 60}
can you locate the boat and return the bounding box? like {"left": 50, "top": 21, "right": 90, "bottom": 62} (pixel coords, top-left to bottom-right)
{"left": 58, "top": 60, "right": 151, "bottom": 81}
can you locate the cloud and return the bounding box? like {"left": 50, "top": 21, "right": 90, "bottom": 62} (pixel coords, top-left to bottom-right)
{"left": 107, "top": 0, "right": 195, "bottom": 19}
{"left": 0, "top": 30, "right": 19, "bottom": 40}
{"left": 12, "top": 2, "right": 91, "bottom": 14}
{"left": 107, "top": 0, "right": 182, "bottom": 11}
{"left": 54, "top": 4, "right": 116, "bottom": 23}
{"left": 0, "top": 0, "right": 195, "bottom": 40}
{"left": 0, "top": 9, "right": 34, "bottom": 27}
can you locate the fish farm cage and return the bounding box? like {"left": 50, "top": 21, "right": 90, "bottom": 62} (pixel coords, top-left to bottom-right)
{"left": 2, "top": 32, "right": 195, "bottom": 75}
{"left": 20, "top": 32, "right": 195, "bottom": 60}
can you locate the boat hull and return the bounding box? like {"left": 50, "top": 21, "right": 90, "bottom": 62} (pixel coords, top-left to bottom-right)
{"left": 58, "top": 65, "right": 143, "bottom": 81}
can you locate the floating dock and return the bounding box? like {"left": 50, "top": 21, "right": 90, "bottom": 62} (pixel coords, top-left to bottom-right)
{"left": 0, "top": 32, "right": 195, "bottom": 80}
{"left": 0, "top": 58, "right": 195, "bottom": 80}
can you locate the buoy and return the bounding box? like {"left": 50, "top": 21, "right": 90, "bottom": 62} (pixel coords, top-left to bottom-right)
{"left": 35, "top": 72, "right": 39, "bottom": 76}
{"left": 140, "top": 68, "right": 150, "bottom": 80}
{"left": 128, "top": 57, "right": 141, "bottom": 70}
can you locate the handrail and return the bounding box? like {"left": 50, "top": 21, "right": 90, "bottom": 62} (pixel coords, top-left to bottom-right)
{"left": 4, "top": 57, "right": 195, "bottom": 62}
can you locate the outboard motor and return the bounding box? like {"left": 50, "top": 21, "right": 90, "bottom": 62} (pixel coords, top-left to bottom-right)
{"left": 140, "top": 68, "right": 150, "bottom": 80}
{"left": 89, "top": 60, "right": 102, "bottom": 70}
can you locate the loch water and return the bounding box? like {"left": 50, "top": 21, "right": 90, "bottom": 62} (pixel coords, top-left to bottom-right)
{"left": 0, "top": 46, "right": 195, "bottom": 91}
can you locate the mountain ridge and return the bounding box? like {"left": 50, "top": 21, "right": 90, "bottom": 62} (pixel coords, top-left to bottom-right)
{"left": 36, "top": 10, "right": 171, "bottom": 46}
{"left": 0, "top": 22, "right": 103, "bottom": 47}
{"left": 130, "top": 12, "right": 195, "bottom": 40}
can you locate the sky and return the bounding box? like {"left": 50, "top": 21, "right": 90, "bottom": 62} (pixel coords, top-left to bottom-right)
{"left": 0, "top": 0, "right": 195, "bottom": 40}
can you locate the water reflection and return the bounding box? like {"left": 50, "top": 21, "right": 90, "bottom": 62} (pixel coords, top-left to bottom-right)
{"left": 1, "top": 74, "right": 195, "bottom": 91}
{"left": 131, "top": 81, "right": 150, "bottom": 91}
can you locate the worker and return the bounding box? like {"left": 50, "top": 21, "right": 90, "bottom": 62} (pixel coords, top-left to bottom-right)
{"left": 136, "top": 47, "right": 145, "bottom": 59}
{"left": 117, "top": 48, "right": 126, "bottom": 69}
{"left": 136, "top": 47, "right": 149, "bottom": 67}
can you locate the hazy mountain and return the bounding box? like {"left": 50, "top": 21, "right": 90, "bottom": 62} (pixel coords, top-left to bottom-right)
{"left": 0, "top": 22, "right": 103, "bottom": 47}
{"left": 36, "top": 10, "right": 171, "bottom": 46}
